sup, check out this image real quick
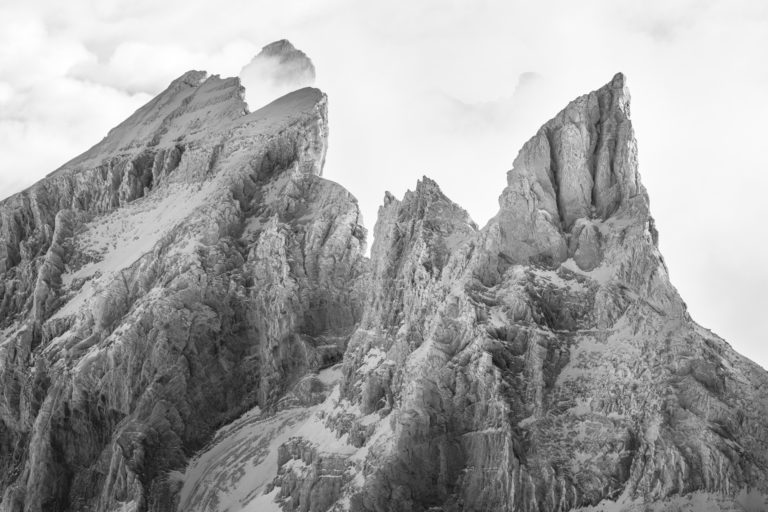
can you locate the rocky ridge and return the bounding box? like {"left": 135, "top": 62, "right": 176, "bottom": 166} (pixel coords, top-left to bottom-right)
{"left": 0, "top": 64, "right": 365, "bottom": 511}
{"left": 0, "top": 60, "right": 767, "bottom": 512}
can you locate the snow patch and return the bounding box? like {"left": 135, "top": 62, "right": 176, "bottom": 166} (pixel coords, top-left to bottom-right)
{"left": 561, "top": 258, "right": 615, "bottom": 284}
{"left": 177, "top": 385, "right": 356, "bottom": 512}
{"left": 317, "top": 364, "right": 343, "bottom": 386}
{"left": 54, "top": 182, "right": 216, "bottom": 319}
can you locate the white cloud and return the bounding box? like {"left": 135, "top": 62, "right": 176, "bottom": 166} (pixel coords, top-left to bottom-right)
{"left": 0, "top": 9, "right": 151, "bottom": 197}
{"left": 70, "top": 40, "right": 259, "bottom": 94}
{"left": 0, "top": 82, "right": 12, "bottom": 104}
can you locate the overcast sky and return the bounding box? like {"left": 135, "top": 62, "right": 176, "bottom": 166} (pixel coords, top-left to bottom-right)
{"left": 1, "top": 0, "right": 767, "bottom": 368}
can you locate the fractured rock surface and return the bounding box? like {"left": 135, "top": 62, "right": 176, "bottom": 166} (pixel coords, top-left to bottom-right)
{"left": 0, "top": 72, "right": 364, "bottom": 511}
{"left": 1, "top": 68, "right": 767, "bottom": 512}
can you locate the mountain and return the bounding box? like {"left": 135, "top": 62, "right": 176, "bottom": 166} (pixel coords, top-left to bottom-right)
{"left": 240, "top": 40, "right": 317, "bottom": 112}
{"left": 0, "top": 49, "right": 767, "bottom": 512}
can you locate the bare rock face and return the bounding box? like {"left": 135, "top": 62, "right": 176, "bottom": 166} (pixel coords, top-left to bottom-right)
{"left": 0, "top": 72, "right": 364, "bottom": 512}
{"left": 333, "top": 74, "right": 768, "bottom": 512}
{"left": 2, "top": 68, "right": 768, "bottom": 512}
{"left": 486, "top": 73, "right": 641, "bottom": 272}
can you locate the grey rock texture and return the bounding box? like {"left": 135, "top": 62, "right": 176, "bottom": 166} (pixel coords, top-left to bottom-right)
{"left": 486, "top": 73, "right": 641, "bottom": 271}
{"left": 1, "top": 69, "right": 768, "bottom": 512}
{"left": 334, "top": 73, "right": 768, "bottom": 512}
{"left": 0, "top": 72, "right": 364, "bottom": 511}
{"left": 251, "top": 40, "right": 316, "bottom": 87}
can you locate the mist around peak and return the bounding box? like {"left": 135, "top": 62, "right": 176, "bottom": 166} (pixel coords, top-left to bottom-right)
{"left": 239, "top": 39, "right": 316, "bottom": 111}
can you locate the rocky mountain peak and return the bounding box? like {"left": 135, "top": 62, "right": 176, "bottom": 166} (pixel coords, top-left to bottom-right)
{"left": 240, "top": 39, "right": 316, "bottom": 111}
{"left": 172, "top": 69, "right": 210, "bottom": 87}
{"left": 607, "top": 71, "right": 631, "bottom": 112}
{"left": 260, "top": 39, "right": 301, "bottom": 57}
{"left": 410, "top": 175, "right": 446, "bottom": 197}
{"left": 485, "top": 72, "right": 646, "bottom": 271}
{"left": 53, "top": 71, "right": 248, "bottom": 175}
{"left": 256, "top": 39, "right": 316, "bottom": 79}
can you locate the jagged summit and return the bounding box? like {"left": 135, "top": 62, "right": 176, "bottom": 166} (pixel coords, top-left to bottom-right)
{"left": 51, "top": 72, "right": 246, "bottom": 174}
{"left": 1, "top": 68, "right": 768, "bottom": 512}
{"left": 239, "top": 39, "right": 316, "bottom": 111}
{"left": 260, "top": 39, "right": 305, "bottom": 58}
{"left": 262, "top": 39, "right": 295, "bottom": 53}
{"left": 254, "top": 39, "right": 316, "bottom": 79}
{"left": 484, "top": 71, "right": 644, "bottom": 271}
{"left": 49, "top": 73, "right": 327, "bottom": 179}
{"left": 507, "top": 70, "right": 634, "bottom": 225}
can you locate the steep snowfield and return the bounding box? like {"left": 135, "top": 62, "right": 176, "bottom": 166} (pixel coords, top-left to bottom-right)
{"left": 55, "top": 182, "right": 216, "bottom": 319}
{"left": 178, "top": 407, "right": 318, "bottom": 511}
{"left": 175, "top": 365, "right": 390, "bottom": 512}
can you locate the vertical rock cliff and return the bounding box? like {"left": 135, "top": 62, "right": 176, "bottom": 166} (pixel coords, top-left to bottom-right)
{"left": 1, "top": 66, "right": 768, "bottom": 512}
